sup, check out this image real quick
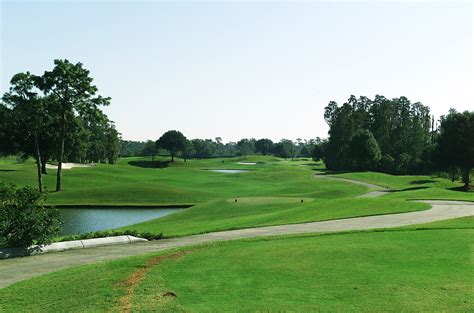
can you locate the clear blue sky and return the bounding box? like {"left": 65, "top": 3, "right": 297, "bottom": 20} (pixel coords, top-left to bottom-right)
{"left": 1, "top": 1, "right": 472, "bottom": 142}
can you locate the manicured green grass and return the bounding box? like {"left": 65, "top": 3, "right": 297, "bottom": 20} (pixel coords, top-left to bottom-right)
{"left": 0, "top": 255, "right": 150, "bottom": 312}
{"left": 2, "top": 155, "right": 471, "bottom": 237}
{"left": 331, "top": 171, "right": 474, "bottom": 201}
{"left": 332, "top": 171, "right": 459, "bottom": 190}
{"left": 121, "top": 197, "right": 429, "bottom": 237}
{"left": 398, "top": 216, "right": 474, "bottom": 230}
{"left": 2, "top": 224, "right": 472, "bottom": 312}
{"left": 0, "top": 156, "right": 365, "bottom": 205}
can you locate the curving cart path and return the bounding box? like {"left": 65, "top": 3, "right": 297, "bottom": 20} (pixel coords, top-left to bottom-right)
{"left": 1, "top": 178, "right": 473, "bottom": 289}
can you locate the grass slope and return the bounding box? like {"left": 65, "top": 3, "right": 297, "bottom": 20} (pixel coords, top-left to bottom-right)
{"left": 0, "top": 156, "right": 365, "bottom": 205}
{"left": 1, "top": 219, "right": 472, "bottom": 312}
{"left": 332, "top": 171, "right": 474, "bottom": 201}
{"left": 122, "top": 197, "right": 429, "bottom": 237}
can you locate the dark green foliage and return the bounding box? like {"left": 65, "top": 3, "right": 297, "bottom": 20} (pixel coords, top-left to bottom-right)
{"left": 180, "top": 140, "right": 195, "bottom": 162}
{"left": 2, "top": 72, "right": 51, "bottom": 191}
{"left": 0, "top": 184, "right": 62, "bottom": 248}
{"left": 190, "top": 139, "right": 216, "bottom": 159}
{"left": 0, "top": 104, "right": 13, "bottom": 155}
{"left": 141, "top": 140, "right": 158, "bottom": 161}
{"left": 255, "top": 138, "right": 274, "bottom": 155}
{"left": 324, "top": 95, "right": 432, "bottom": 173}
{"left": 273, "top": 139, "right": 295, "bottom": 159}
{"left": 2, "top": 60, "right": 120, "bottom": 191}
{"left": 437, "top": 110, "right": 474, "bottom": 189}
{"left": 348, "top": 130, "right": 381, "bottom": 170}
{"left": 237, "top": 138, "right": 255, "bottom": 157}
{"left": 156, "top": 130, "right": 187, "bottom": 162}
{"left": 312, "top": 139, "right": 326, "bottom": 161}
{"left": 37, "top": 59, "right": 112, "bottom": 191}
{"left": 121, "top": 140, "right": 147, "bottom": 157}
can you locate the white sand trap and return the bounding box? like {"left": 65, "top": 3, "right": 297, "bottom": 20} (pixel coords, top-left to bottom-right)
{"left": 45, "top": 163, "right": 94, "bottom": 170}
{"left": 237, "top": 162, "right": 257, "bottom": 165}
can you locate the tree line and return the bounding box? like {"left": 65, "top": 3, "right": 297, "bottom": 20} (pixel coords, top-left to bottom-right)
{"left": 130, "top": 133, "right": 322, "bottom": 162}
{"left": 319, "top": 95, "right": 473, "bottom": 189}
{"left": 0, "top": 60, "right": 120, "bottom": 192}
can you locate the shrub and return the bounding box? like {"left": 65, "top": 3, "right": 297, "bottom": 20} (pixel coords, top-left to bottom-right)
{"left": 0, "top": 184, "right": 62, "bottom": 248}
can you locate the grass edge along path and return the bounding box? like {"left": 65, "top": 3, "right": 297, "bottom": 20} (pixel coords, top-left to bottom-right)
{"left": 1, "top": 199, "right": 473, "bottom": 290}
{"left": 1, "top": 225, "right": 473, "bottom": 312}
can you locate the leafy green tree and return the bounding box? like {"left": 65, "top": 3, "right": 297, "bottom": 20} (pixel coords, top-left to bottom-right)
{"left": 3, "top": 72, "right": 45, "bottom": 192}
{"left": 273, "top": 139, "right": 295, "bottom": 160}
{"left": 437, "top": 110, "right": 474, "bottom": 189}
{"left": 255, "top": 138, "right": 274, "bottom": 155}
{"left": 141, "top": 140, "right": 158, "bottom": 161}
{"left": 121, "top": 141, "right": 147, "bottom": 157}
{"left": 0, "top": 103, "right": 12, "bottom": 156}
{"left": 312, "top": 140, "right": 326, "bottom": 162}
{"left": 36, "top": 59, "right": 110, "bottom": 191}
{"left": 237, "top": 139, "right": 255, "bottom": 158}
{"left": 0, "top": 184, "right": 62, "bottom": 248}
{"left": 181, "top": 140, "right": 195, "bottom": 162}
{"left": 191, "top": 139, "right": 216, "bottom": 159}
{"left": 156, "top": 130, "right": 187, "bottom": 162}
{"left": 348, "top": 130, "right": 381, "bottom": 170}
{"left": 324, "top": 95, "right": 432, "bottom": 173}
{"left": 104, "top": 123, "right": 121, "bottom": 164}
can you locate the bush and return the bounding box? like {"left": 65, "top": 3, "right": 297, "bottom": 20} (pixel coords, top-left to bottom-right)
{"left": 0, "top": 184, "right": 62, "bottom": 248}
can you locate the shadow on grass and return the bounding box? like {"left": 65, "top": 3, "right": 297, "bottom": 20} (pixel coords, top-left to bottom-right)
{"left": 128, "top": 160, "right": 171, "bottom": 169}
{"left": 317, "top": 169, "right": 366, "bottom": 175}
{"left": 0, "top": 169, "right": 16, "bottom": 172}
{"left": 409, "top": 179, "right": 437, "bottom": 185}
{"left": 388, "top": 186, "right": 430, "bottom": 193}
{"left": 448, "top": 186, "right": 474, "bottom": 193}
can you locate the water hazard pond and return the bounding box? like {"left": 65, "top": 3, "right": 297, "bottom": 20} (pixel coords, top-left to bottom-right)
{"left": 59, "top": 207, "right": 179, "bottom": 236}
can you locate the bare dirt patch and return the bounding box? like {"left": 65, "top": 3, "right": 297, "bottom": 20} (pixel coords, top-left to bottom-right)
{"left": 117, "top": 250, "right": 191, "bottom": 313}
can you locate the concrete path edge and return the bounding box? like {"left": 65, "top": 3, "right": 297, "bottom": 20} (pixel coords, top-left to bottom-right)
{"left": 0, "top": 236, "right": 147, "bottom": 259}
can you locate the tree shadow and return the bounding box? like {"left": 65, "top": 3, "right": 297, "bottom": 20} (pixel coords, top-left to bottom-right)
{"left": 409, "top": 179, "right": 436, "bottom": 185}
{"left": 388, "top": 186, "right": 430, "bottom": 193}
{"left": 318, "top": 169, "right": 365, "bottom": 175}
{"left": 448, "top": 186, "right": 473, "bottom": 193}
{"left": 128, "top": 160, "right": 171, "bottom": 169}
{"left": 0, "top": 169, "right": 17, "bottom": 172}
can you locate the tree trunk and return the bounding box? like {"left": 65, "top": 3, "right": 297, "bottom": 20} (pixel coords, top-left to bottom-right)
{"left": 56, "top": 112, "right": 66, "bottom": 192}
{"left": 462, "top": 168, "right": 471, "bottom": 190}
{"left": 41, "top": 155, "right": 48, "bottom": 174}
{"left": 34, "top": 134, "right": 43, "bottom": 193}
{"left": 171, "top": 153, "right": 174, "bottom": 162}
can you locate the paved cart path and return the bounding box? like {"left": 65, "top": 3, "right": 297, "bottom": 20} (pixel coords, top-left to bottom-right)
{"left": 1, "top": 199, "right": 473, "bottom": 289}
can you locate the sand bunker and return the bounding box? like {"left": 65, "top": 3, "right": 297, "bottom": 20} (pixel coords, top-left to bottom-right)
{"left": 237, "top": 162, "right": 257, "bottom": 165}
{"left": 45, "top": 163, "right": 94, "bottom": 170}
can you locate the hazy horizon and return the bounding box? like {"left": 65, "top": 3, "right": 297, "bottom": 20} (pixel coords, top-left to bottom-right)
{"left": 2, "top": 1, "right": 473, "bottom": 142}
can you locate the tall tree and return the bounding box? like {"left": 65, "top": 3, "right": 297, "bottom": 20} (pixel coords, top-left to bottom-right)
{"left": 156, "top": 130, "right": 187, "bottom": 162}
{"left": 181, "top": 140, "right": 195, "bottom": 162}
{"left": 3, "top": 72, "right": 45, "bottom": 192}
{"left": 255, "top": 138, "right": 274, "bottom": 155}
{"left": 437, "top": 110, "right": 474, "bottom": 190}
{"left": 191, "top": 139, "right": 216, "bottom": 159}
{"left": 348, "top": 130, "right": 381, "bottom": 170}
{"left": 141, "top": 140, "right": 158, "bottom": 161}
{"left": 273, "top": 139, "right": 295, "bottom": 160}
{"left": 36, "top": 59, "right": 110, "bottom": 191}
{"left": 237, "top": 139, "right": 254, "bottom": 158}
